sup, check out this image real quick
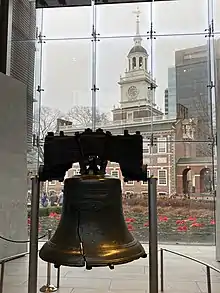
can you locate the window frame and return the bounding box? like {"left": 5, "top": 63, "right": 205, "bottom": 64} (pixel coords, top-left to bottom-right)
{"left": 157, "top": 137, "right": 167, "bottom": 153}
{"left": 142, "top": 170, "right": 150, "bottom": 185}
{"left": 125, "top": 180, "right": 134, "bottom": 185}
{"left": 141, "top": 191, "right": 148, "bottom": 197}
{"left": 143, "top": 139, "right": 150, "bottom": 153}
{"left": 74, "top": 168, "right": 80, "bottom": 175}
{"left": 125, "top": 191, "right": 134, "bottom": 196}
{"left": 49, "top": 180, "right": 56, "bottom": 185}
{"left": 158, "top": 169, "right": 167, "bottom": 186}
{"left": 111, "top": 170, "right": 119, "bottom": 178}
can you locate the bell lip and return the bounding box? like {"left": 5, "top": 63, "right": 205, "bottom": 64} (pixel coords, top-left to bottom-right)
{"left": 39, "top": 242, "right": 146, "bottom": 268}
{"left": 39, "top": 252, "right": 86, "bottom": 267}
{"left": 85, "top": 251, "right": 147, "bottom": 268}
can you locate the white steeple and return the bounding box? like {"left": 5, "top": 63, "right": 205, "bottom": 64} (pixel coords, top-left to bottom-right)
{"left": 112, "top": 7, "right": 160, "bottom": 123}
{"left": 133, "top": 7, "right": 142, "bottom": 46}
{"left": 127, "top": 7, "right": 148, "bottom": 72}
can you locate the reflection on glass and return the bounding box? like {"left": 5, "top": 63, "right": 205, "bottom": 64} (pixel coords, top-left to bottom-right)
{"left": 40, "top": 7, "right": 92, "bottom": 39}
{"left": 153, "top": 0, "right": 208, "bottom": 35}
{"left": 41, "top": 40, "right": 91, "bottom": 112}
{"left": 25, "top": 3, "right": 217, "bottom": 243}
{"left": 214, "top": 0, "right": 220, "bottom": 32}
{"left": 97, "top": 2, "right": 151, "bottom": 37}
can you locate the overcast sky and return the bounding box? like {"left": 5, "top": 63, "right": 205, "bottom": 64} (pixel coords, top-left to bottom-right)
{"left": 36, "top": 0, "right": 220, "bottom": 114}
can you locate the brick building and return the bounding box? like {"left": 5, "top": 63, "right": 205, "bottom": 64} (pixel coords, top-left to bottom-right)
{"left": 53, "top": 15, "right": 201, "bottom": 198}
{"left": 47, "top": 11, "right": 215, "bottom": 198}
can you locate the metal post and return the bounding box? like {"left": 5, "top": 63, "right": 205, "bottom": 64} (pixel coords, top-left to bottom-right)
{"left": 206, "top": 266, "right": 212, "bottom": 293}
{"left": 0, "top": 262, "right": 5, "bottom": 293}
{"left": 91, "top": 0, "right": 97, "bottom": 131}
{"left": 47, "top": 230, "right": 52, "bottom": 286}
{"left": 28, "top": 176, "right": 40, "bottom": 293}
{"left": 160, "top": 249, "right": 164, "bottom": 292}
{"left": 148, "top": 177, "right": 158, "bottom": 293}
{"left": 56, "top": 267, "right": 60, "bottom": 289}
{"left": 40, "top": 229, "right": 57, "bottom": 292}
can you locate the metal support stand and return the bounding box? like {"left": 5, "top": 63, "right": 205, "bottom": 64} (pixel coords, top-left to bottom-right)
{"left": 40, "top": 230, "right": 57, "bottom": 292}
{"left": 28, "top": 176, "right": 40, "bottom": 293}
{"left": 56, "top": 266, "right": 60, "bottom": 289}
{"left": 0, "top": 262, "right": 5, "bottom": 293}
{"left": 148, "top": 177, "right": 158, "bottom": 293}
{"left": 160, "top": 249, "right": 164, "bottom": 292}
{"left": 206, "top": 266, "right": 212, "bottom": 293}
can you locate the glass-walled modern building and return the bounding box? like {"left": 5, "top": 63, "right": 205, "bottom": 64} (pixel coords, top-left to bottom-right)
{"left": 1, "top": 0, "right": 220, "bottom": 255}
{"left": 165, "top": 67, "right": 176, "bottom": 119}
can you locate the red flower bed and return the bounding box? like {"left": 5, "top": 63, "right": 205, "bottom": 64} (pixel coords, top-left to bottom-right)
{"left": 125, "top": 217, "right": 135, "bottom": 223}
{"left": 159, "top": 216, "right": 168, "bottom": 222}
{"left": 27, "top": 217, "right": 41, "bottom": 231}
{"left": 34, "top": 207, "right": 216, "bottom": 243}
{"left": 210, "top": 219, "right": 216, "bottom": 225}
{"left": 177, "top": 225, "right": 188, "bottom": 232}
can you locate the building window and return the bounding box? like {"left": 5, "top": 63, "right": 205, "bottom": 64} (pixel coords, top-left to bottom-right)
{"left": 111, "top": 170, "right": 119, "bottom": 178}
{"left": 214, "top": 171, "right": 217, "bottom": 186}
{"left": 74, "top": 169, "right": 80, "bottom": 175}
{"left": 158, "top": 170, "right": 167, "bottom": 186}
{"left": 157, "top": 157, "right": 167, "bottom": 164}
{"left": 139, "top": 57, "right": 143, "bottom": 68}
{"left": 158, "top": 192, "right": 167, "bottom": 196}
{"left": 126, "top": 181, "right": 134, "bottom": 185}
{"left": 142, "top": 170, "right": 150, "bottom": 185}
{"left": 127, "top": 112, "right": 133, "bottom": 121}
{"left": 141, "top": 191, "right": 148, "bottom": 197}
{"left": 157, "top": 137, "right": 167, "bottom": 153}
{"left": 125, "top": 191, "right": 134, "bottom": 199}
{"left": 143, "top": 140, "right": 150, "bottom": 153}
{"left": 49, "top": 190, "right": 56, "bottom": 195}
{"left": 49, "top": 180, "right": 56, "bottom": 185}
{"left": 132, "top": 57, "right": 136, "bottom": 69}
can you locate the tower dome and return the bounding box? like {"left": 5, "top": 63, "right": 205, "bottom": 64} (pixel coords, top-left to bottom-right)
{"left": 128, "top": 45, "right": 148, "bottom": 56}
{"left": 127, "top": 7, "right": 149, "bottom": 72}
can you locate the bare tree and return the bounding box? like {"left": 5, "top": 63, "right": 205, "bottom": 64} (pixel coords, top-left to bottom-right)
{"left": 28, "top": 106, "right": 63, "bottom": 165}
{"left": 28, "top": 106, "right": 110, "bottom": 166}
{"left": 66, "top": 106, "right": 110, "bottom": 126}
{"left": 193, "top": 97, "right": 213, "bottom": 156}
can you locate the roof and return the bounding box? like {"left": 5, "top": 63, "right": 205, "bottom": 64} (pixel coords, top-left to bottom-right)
{"left": 177, "top": 157, "right": 213, "bottom": 165}
{"left": 128, "top": 45, "right": 148, "bottom": 55}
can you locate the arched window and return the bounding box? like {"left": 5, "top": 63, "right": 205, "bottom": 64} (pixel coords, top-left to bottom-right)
{"left": 145, "top": 58, "right": 147, "bottom": 70}
{"left": 132, "top": 57, "right": 136, "bottom": 69}
{"left": 139, "top": 57, "right": 143, "bottom": 68}
{"left": 129, "top": 59, "right": 131, "bottom": 71}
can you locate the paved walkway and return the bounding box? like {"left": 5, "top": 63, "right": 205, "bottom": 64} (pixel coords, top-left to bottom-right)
{"left": 2, "top": 244, "right": 220, "bottom": 293}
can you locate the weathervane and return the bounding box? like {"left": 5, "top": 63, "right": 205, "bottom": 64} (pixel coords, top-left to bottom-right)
{"left": 132, "top": 6, "right": 142, "bottom": 43}
{"left": 133, "top": 6, "right": 141, "bottom": 23}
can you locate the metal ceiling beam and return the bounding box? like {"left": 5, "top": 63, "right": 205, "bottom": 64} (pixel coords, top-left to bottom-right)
{"left": 36, "top": 0, "right": 175, "bottom": 9}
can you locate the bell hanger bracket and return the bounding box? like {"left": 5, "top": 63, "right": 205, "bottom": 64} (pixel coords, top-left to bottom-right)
{"left": 39, "top": 128, "right": 148, "bottom": 183}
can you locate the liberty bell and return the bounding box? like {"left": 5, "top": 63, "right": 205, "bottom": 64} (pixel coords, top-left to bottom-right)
{"left": 39, "top": 174, "right": 147, "bottom": 269}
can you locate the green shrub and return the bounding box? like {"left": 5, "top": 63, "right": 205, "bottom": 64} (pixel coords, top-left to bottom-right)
{"left": 27, "top": 206, "right": 62, "bottom": 217}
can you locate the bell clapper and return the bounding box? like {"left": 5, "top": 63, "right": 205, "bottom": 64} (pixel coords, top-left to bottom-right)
{"left": 109, "top": 264, "right": 114, "bottom": 270}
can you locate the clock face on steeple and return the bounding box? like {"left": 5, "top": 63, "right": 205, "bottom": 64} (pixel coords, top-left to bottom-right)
{"left": 127, "top": 86, "right": 139, "bottom": 100}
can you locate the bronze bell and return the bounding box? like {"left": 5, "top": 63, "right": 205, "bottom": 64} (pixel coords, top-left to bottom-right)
{"left": 39, "top": 175, "right": 147, "bottom": 269}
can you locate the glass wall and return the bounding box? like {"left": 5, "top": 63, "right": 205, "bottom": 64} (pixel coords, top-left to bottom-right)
{"left": 23, "top": 0, "right": 220, "bottom": 243}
